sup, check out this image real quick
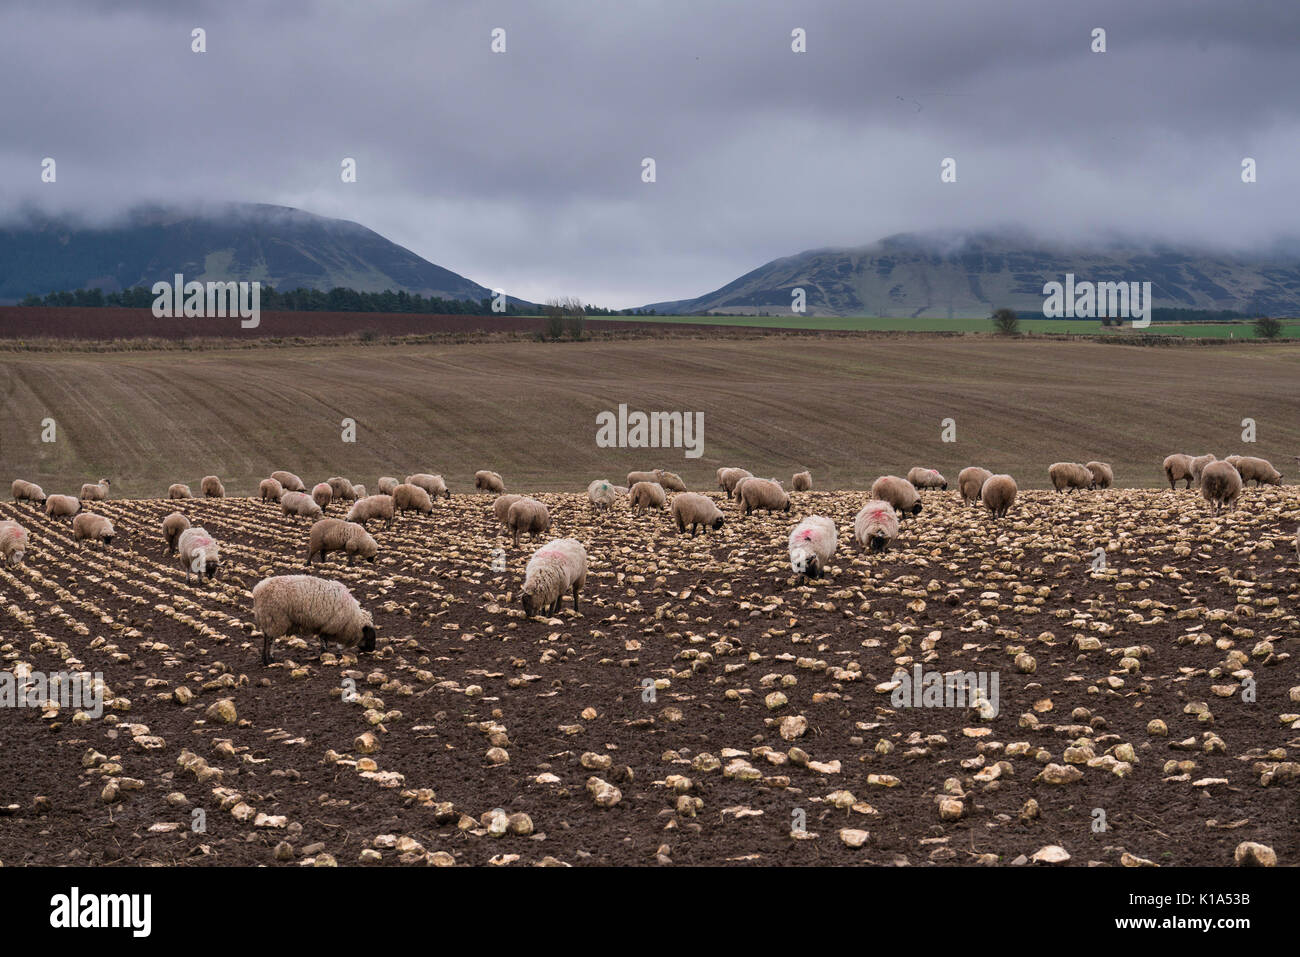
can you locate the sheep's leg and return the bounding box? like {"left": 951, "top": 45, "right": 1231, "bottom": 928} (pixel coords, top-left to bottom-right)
{"left": 572, "top": 585, "right": 581, "bottom": 612}
{"left": 262, "top": 635, "right": 273, "bottom": 665}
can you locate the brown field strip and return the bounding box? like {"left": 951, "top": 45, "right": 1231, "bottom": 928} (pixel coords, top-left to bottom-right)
{"left": 1, "top": 337, "right": 1298, "bottom": 497}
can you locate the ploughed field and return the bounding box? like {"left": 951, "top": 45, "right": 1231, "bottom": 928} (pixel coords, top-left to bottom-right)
{"left": 3, "top": 337, "right": 1300, "bottom": 496}
{"left": 0, "top": 485, "right": 1297, "bottom": 866}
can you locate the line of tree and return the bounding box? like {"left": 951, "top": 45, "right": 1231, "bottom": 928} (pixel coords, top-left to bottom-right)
{"left": 17, "top": 285, "right": 658, "bottom": 317}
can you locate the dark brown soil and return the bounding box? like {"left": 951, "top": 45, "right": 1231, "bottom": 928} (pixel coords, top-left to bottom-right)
{"left": 0, "top": 486, "right": 1296, "bottom": 866}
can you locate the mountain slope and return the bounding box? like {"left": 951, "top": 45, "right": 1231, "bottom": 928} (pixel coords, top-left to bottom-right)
{"left": 642, "top": 230, "right": 1300, "bottom": 317}
{"left": 0, "top": 203, "right": 508, "bottom": 304}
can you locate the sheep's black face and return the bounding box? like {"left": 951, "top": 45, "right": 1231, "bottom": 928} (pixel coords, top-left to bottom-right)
{"left": 206, "top": 561, "right": 219, "bottom": 580}
{"left": 911, "top": 503, "right": 922, "bottom": 515}
{"left": 805, "top": 557, "right": 822, "bottom": 579}
{"left": 712, "top": 517, "right": 725, "bottom": 530}
{"left": 521, "top": 593, "right": 536, "bottom": 618}
{"left": 360, "top": 624, "right": 376, "bottom": 653}
{"left": 102, "top": 535, "right": 114, "bottom": 545}
{"left": 870, "top": 535, "right": 888, "bottom": 552}
{"left": 941, "top": 483, "right": 948, "bottom": 490}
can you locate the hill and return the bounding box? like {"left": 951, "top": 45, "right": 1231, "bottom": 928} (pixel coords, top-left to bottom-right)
{"left": 641, "top": 230, "right": 1300, "bottom": 318}
{"left": 0, "top": 203, "right": 508, "bottom": 304}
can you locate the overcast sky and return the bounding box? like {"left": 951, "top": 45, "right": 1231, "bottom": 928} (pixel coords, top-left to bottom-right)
{"left": 2, "top": 0, "right": 1298, "bottom": 308}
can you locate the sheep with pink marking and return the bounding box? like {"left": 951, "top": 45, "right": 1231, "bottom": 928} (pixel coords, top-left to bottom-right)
{"left": 853, "top": 500, "right": 899, "bottom": 553}
{"left": 788, "top": 515, "right": 837, "bottom": 579}
{"left": 177, "top": 526, "right": 220, "bottom": 583}
{"left": 0, "top": 520, "right": 29, "bottom": 565}
{"left": 520, "top": 538, "right": 588, "bottom": 618}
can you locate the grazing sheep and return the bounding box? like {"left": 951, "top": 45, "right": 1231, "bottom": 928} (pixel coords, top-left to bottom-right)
{"left": 0, "top": 520, "right": 28, "bottom": 565}
{"left": 252, "top": 575, "right": 376, "bottom": 665}
{"left": 11, "top": 480, "right": 46, "bottom": 506}
{"left": 587, "top": 479, "right": 619, "bottom": 511}
{"left": 870, "top": 475, "right": 922, "bottom": 517}
{"left": 791, "top": 470, "right": 812, "bottom": 492}
{"left": 162, "top": 511, "right": 191, "bottom": 556}
{"left": 346, "top": 494, "right": 395, "bottom": 529}
{"left": 1200, "top": 460, "right": 1243, "bottom": 514}
{"left": 853, "top": 501, "right": 899, "bottom": 553}
{"left": 280, "top": 490, "right": 324, "bottom": 521}
{"left": 717, "top": 468, "right": 753, "bottom": 495}
{"left": 981, "top": 474, "right": 1018, "bottom": 518}
{"left": 506, "top": 497, "right": 551, "bottom": 548}
{"left": 308, "top": 518, "right": 378, "bottom": 566}
{"left": 44, "top": 494, "right": 81, "bottom": 520}
{"left": 311, "top": 482, "right": 333, "bottom": 510}
{"left": 177, "top": 526, "right": 220, "bottom": 583}
{"left": 1163, "top": 453, "right": 1195, "bottom": 490}
{"left": 906, "top": 468, "right": 948, "bottom": 490}
{"left": 377, "top": 476, "right": 399, "bottom": 495}
{"left": 627, "top": 470, "right": 659, "bottom": 487}
{"left": 788, "top": 515, "right": 837, "bottom": 578}
{"left": 738, "top": 477, "right": 791, "bottom": 516}
{"left": 201, "top": 475, "right": 225, "bottom": 498}
{"left": 406, "top": 473, "right": 450, "bottom": 500}
{"left": 475, "top": 470, "right": 505, "bottom": 493}
{"left": 1049, "top": 462, "right": 1094, "bottom": 493}
{"left": 168, "top": 483, "right": 193, "bottom": 500}
{"left": 352, "top": 484, "right": 366, "bottom": 499}
{"left": 271, "top": 470, "right": 307, "bottom": 492}
{"left": 327, "top": 476, "right": 358, "bottom": 501}
{"left": 520, "top": 538, "right": 588, "bottom": 618}
{"left": 393, "top": 483, "right": 434, "bottom": 517}
{"left": 259, "top": 478, "right": 284, "bottom": 502}
{"left": 1085, "top": 461, "right": 1114, "bottom": 489}
{"left": 628, "top": 481, "right": 667, "bottom": 514}
{"left": 1224, "top": 454, "right": 1243, "bottom": 469}
{"left": 492, "top": 493, "right": 524, "bottom": 528}
{"left": 72, "top": 512, "right": 114, "bottom": 545}
{"left": 1235, "top": 456, "right": 1283, "bottom": 486}
{"left": 671, "top": 492, "right": 726, "bottom": 536}
{"left": 654, "top": 470, "right": 687, "bottom": 493}
{"left": 1190, "top": 454, "right": 1218, "bottom": 487}
{"left": 957, "top": 467, "right": 992, "bottom": 504}
{"left": 611, "top": 485, "right": 629, "bottom": 495}
{"left": 80, "top": 478, "right": 111, "bottom": 501}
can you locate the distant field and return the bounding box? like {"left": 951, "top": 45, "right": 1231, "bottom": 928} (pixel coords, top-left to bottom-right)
{"left": 2, "top": 306, "right": 1298, "bottom": 342}
{"left": 603, "top": 314, "right": 1300, "bottom": 337}
{"left": 3, "top": 336, "right": 1299, "bottom": 497}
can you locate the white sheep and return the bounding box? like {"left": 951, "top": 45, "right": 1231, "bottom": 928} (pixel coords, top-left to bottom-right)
{"left": 521, "top": 538, "right": 588, "bottom": 618}
{"left": 252, "top": 574, "right": 377, "bottom": 665}
{"left": 0, "top": 520, "right": 29, "bottom": 565}
{"left": 671, "top": 492, "right": 726, "bottom": 536}
{"left": 177, "top": 526, "right": 220, "bottom": 583}
{"left": 80, "top": 478, "right": 110, "bottom": 501}
{"left": 72, "top": 512, "right": 114, "bottom": 545}
{"left": 788, "top": 516, "right": 837, "bottom": 578}
{"left": 853, "top": 501, "right": 899, "bottom": 553}
{"left": 587, "top": 479, "right": 619, "bottom": 511}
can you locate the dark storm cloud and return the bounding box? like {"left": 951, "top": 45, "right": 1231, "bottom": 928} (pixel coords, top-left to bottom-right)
{"left": 2, "top": 0, "right": 1297, "bottom": 306}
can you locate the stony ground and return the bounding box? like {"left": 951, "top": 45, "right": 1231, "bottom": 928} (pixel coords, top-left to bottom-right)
{"left": 0, "top": 485, "right": 1297, "bottom": 867}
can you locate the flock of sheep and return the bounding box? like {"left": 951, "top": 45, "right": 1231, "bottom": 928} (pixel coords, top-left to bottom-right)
{"left": 4, "top": 451, "right": 1289, "bottom": 666}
